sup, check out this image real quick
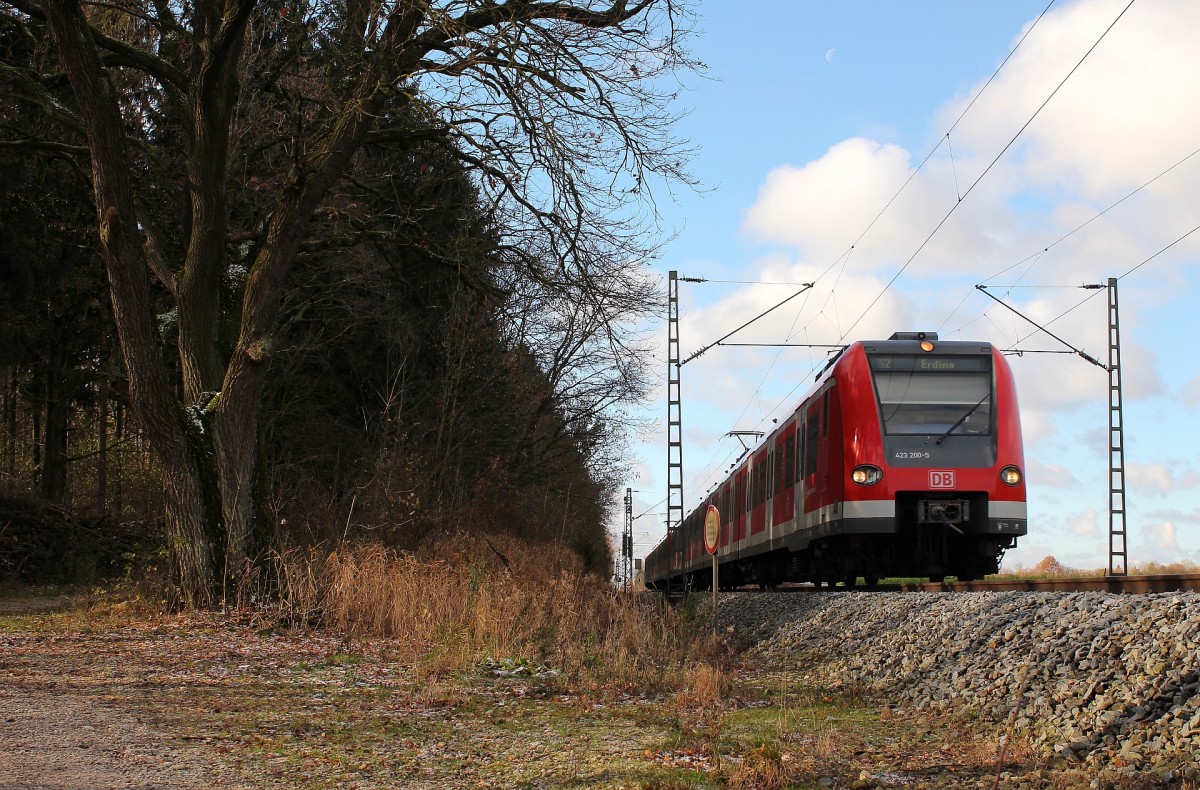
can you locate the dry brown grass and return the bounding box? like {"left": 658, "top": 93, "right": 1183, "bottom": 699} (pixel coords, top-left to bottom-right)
{"left": 674, "top": 660, "right": 728, "bottom": 710}
{"left": 999, "top": 555, "right": 1200, "bottom": 579}
{"left": 267, "top": 533, "right": 712, "bottom": 689}
{"left": 724, "top": 744, "right": 790, "bottom": 790}
{"left": 1128, "top": 558, "right": 1200, "bottom": 575}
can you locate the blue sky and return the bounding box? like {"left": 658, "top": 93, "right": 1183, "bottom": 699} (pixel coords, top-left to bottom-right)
{"left": 624, "top": 0, "right": 1200, "bottom": 573}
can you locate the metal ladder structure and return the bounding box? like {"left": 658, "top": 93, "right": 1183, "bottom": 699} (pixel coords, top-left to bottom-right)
{"left": 666, "top": 271, "right": 685, "bottom": 595}
{"left": 1107, "top": 277, "right": 1128, "bottom": 576}
{"left": 621, "top": 487, "right": 634, "bottom": 592}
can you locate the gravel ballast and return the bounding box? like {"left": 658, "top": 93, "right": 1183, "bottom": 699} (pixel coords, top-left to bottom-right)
{"left": 718, "top": 590, "right": 1200, "bottom": 783}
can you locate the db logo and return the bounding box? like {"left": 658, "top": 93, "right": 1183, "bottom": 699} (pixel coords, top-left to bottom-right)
{"left": 929, "top": 470, "right": 956, "bottom": 489}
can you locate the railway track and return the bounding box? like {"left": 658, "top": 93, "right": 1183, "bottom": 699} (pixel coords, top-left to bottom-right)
{"left": 675, "top": 573, "right": 1200, "bottom": 596}
{"left": 752, "top": 573, "right": 1200, "bottom": 594}
{"left": 898, "top": 572, "right": 1200, "bottom": 593}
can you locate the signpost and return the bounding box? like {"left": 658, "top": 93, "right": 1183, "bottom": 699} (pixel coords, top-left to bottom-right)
{"left": 704, "top": 505, "right": 720, "bottom": 635}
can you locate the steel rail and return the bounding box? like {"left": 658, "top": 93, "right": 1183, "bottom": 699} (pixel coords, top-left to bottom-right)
{"left": 900, "top": 573, "right": 1200, "bottom": 594}
{"left": 743, "top": 574, "right": 1200, "bottom": 594}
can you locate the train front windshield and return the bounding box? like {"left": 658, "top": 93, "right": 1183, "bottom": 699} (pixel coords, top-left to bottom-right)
{"left": 869, "top": 354, "right": 992, "bottom": 436}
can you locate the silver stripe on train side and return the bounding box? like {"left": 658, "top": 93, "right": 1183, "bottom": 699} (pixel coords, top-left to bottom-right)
{"left": 989, "top": 501, "right": 1028, "bottom": 519}
{"left": 841, "top": 500, "right": 895, "bottom": 520}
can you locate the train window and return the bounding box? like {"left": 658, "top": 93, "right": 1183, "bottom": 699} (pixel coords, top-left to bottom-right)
{"left": 784, "top": 434, "right": 795, "bottom": 488}
{"left": 822, "top": 391, "right": 830, "bottom": 436}
{"left": 871, "top": 355, "right": 993, "bottom": 436}
{"left": 776, "top": 444, "right": 785, "bottom": 495}
{"left": 777, "top": 441, "right": 787, "bottom": 492}
{"left": 795, "top": 425, "right": 803, "bottom": 483}
{"left": 803, "top": 414, "right": 819, "bottom": 477}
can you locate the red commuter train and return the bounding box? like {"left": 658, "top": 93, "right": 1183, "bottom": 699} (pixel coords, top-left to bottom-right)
{"left": 644, "top": 332, "right": 1027, "bottom": 589}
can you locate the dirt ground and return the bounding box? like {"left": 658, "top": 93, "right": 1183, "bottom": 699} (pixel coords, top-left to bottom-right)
{"left": 0, "top": 592, "right": 676, "bottom": 789}
{"left": 0, "top": 589, "right": 1183, "bottom": 789}
{"left": 0, "top": 593, "right": 250, "bottom": 789}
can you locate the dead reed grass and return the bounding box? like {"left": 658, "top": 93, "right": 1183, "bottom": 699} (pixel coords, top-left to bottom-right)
{"left": 724, "top": 744, "right": 790, "bottom": 790}
{"left": 998, "top": 555, "right": 1200, "bottom": 579}
{"left": 269, "top": 533, "right": 710, "bottom": 689}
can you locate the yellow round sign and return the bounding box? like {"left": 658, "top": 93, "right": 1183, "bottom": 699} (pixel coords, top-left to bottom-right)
{"left": 703, "top": 505, "right": 720, "bottom": 554}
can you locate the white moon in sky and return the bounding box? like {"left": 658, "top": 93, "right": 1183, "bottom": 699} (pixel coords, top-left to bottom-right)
{"left": 825, "top": 48, "right": 835, "bottom": 63}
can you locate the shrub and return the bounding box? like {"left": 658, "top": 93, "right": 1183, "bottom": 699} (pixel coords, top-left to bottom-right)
{"left": 269, "top": 532, "right": 716, "bottom": 690}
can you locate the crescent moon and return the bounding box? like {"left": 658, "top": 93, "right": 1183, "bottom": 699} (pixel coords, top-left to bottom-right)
{"left": 825, "top": 48, "right": 835, "bottom": 63}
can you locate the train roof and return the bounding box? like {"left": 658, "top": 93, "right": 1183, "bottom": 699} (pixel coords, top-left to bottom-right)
{"left": 818, "top": 333, "right": 994, "bottom": 377}
{"left": 860, "top": 332, "right": 994, "bottom": 354}
{"left": 764, "top": 332, "right": 1002, "bottom": 447}
{"left": 644, "top": 332, "right": 1003, "bottom": 563}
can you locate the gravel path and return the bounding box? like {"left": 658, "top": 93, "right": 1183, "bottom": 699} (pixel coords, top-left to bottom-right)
{"left": 0, "top": 620, "right": 258, "bottom": 790}
{"left": 0, "top": 686, "right": 228, "bottom": 790}
{"left": 719, "top": 590, "right": 1200, "bottom": 786}
{"left": 4, "top": 590, "right": 1199, "bottom": 788}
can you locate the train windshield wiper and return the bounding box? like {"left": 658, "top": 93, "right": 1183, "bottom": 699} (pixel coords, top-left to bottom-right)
{"left": 935, "top": 392, "right": 990, "bottom": 445}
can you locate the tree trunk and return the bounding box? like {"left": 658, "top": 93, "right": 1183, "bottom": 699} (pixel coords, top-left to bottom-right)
{"left": 113, "top": 400, "right": 123, "bottom": 516}
{"left": 97, "top": 374, "right": 108, "bottom": 509}
{"left": 40, "top": 340, "right": 68, "bottom": 505}
{"left": 44, "top": 0, "right": 217, "bottom": 606}
{"left": 3, "top": 369, "right": 15, "bottom": 495}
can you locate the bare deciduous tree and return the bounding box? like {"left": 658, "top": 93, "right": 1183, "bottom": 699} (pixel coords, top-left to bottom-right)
{"left": 8, "top": 0, "right": 695, "bottom": 603}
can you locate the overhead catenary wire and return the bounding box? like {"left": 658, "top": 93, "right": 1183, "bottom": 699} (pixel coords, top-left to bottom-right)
{"left": 667, "top": 0, "right": 1150, "bottom": 531}
{"left": 703, "top": 0, "right": 1088, "bottom": 455}
{"left": 668, "top": 10, "right": 1198, "bottom": 578}
{"left": 836, "top": 0, "right": 1138, "bottom": 348}
{"left": 939, "top": 143, "right": 1200, "bottom": 336}
{"left": 1117, "top": 222, "right": 1200, "bottom": 280}
{"left": 1006, "top": 223, "right": 1200, "bottom": 350}
{"left": 681, "top": 284, "right": 814, "bottom": 364}
{"left": 824, "top": 1, "right": 1058, "bottom": 276}
{"left": 976, "top": 285, "right": 1106, "bottom": 368}
{"left": 688, "top": 0, "right": 1063, "bottom": 455}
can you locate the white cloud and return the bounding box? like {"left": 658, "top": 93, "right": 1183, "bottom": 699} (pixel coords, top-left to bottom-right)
{"left": 1147, "top": 507, "right": 1200, "bottom": 526}
{"left": 741, "top": 138, "right": 915, "bottom": 262}
{"left": 939, "top": 0, "right": 1200, "bottom": 201}
{"left": 1001, "top": 542, "right": 1055, "bottom": 573}
{"left": 1131, "top": 521, "right": 1191, "bottom": 566}
{"left": 1184, "top": 375, "right": 1200, "bottom": 408}
{"left": 1144, "top": 521, "right": 1179, "bottom": 548}
{"left": 636, "top": 0, "right": 1200, "bottom": 564}
{"left": 1027, "top": 459, "right": 1080, "bottom": 489}
{"left": 1127, "top": 462, "right": 1200, "bottom": 495}
{"left": 1067, "top": 507, "right": 1099, "bottom": 536}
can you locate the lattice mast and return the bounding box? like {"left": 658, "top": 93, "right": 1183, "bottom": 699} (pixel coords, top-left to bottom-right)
{"left": 1107, "top": 278, "right": 1128, "bottom": 576}
{"left": 622, "top": 487, "right": 634, "bottom": 592}
{"left": 666, "top": 271, "right": 684, "bottom": 594}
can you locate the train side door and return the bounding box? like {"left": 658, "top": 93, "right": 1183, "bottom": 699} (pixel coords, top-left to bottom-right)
{"left": 750, "top": 449, "right": 768, "bottom": 535}
{"left": 772, "top": 427, "right": 795, "bottom": 528}
{"left": 802, "top": 398, "right": 822, "bottom": 518}
{"left": 733, "top": 467, "right": 748, "bottom": 542}
{"left": 822, "top": 386, "right": 844, "bottom": 505}
{"left": 718, "top": 481, "right": 732, "bottom": 549}
{"left": 793, "top": 419, "right": 804, "bottom": 524}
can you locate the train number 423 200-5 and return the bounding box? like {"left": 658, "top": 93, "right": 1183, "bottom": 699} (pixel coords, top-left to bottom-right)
{"left": 893, "top": 451, "right": 930, "bottom": 460}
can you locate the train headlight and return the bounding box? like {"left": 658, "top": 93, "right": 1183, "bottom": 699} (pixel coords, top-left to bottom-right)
{"left": 920, "top": 340, "right": 935, "bottom": 352}
{"left": 1000, "top": 465, "right": 1022, "bottom": 486}
{"left": 851, "top": 465, "right": 882, "bottom": 485}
